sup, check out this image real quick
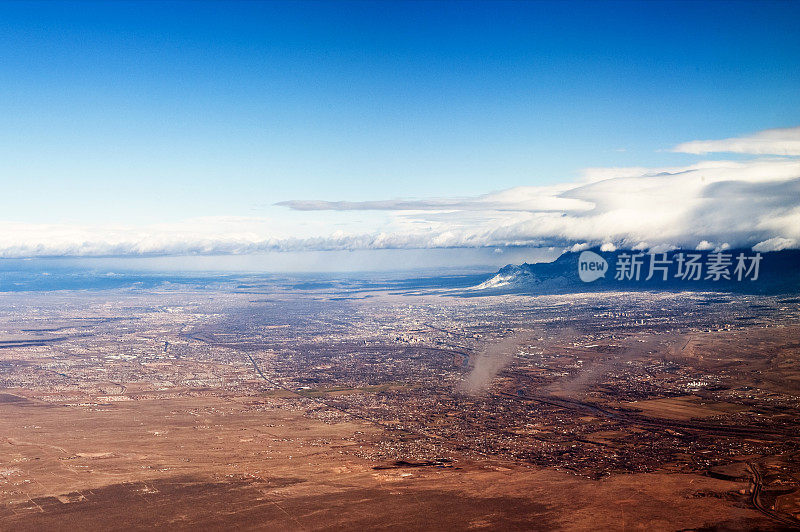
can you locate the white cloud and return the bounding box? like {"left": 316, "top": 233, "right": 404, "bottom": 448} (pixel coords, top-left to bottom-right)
{"left": 672, "top": 126, "right": 800, "bottom": 156}
{"left": 1, "top": 127, "right": 798, "bottom": 258}
{"left": 568, "top": 243, "right": 590, "bottom": 252}
{"left": 276, "top": 184, "right": 593, "bottom": 213}
{"left": 753, "top": 237, "right": 797, "bottom": 252}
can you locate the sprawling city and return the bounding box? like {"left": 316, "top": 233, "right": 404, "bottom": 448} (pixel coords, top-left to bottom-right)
{"left": 0, "top": 271, "right": 797, "bottom": 529}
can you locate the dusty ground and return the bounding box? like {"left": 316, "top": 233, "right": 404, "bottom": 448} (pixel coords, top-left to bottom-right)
{"left": 0, "top": 392, "right": 776, "bottom": 531}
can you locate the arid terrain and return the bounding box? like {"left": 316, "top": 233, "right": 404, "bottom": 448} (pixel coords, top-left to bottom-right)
{"left": 0, "top": 276, "right": 798, "bottom": 530}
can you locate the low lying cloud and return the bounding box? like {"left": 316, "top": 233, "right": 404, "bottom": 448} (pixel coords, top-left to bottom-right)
{"left": 672, "top": 126, "right": 800, "bottom": 156}
{"left": 1, "top": 127, "right": 798, "bottom": 258}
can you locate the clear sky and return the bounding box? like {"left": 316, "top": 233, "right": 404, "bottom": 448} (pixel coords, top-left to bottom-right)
{"left": 0, "top": 1, "right": 799, "bottom": 268}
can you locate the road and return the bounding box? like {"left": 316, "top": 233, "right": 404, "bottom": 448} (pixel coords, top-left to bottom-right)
{"left": 747, "top": 462, "right": 800, "bottom": 528}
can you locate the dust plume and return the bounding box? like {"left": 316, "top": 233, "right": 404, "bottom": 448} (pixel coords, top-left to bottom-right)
{"left": 459, "top": 331, "right": 532, "bottom": 395}
{"left": 551, "top": 333, "right": 689, "bottom": 399}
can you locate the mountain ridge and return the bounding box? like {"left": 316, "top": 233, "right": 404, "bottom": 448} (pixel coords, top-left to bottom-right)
{"left": 468, "top": 248, "right": 800, "bottom": 295}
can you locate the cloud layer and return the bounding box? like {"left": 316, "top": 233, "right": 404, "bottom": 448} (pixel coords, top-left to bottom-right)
{"left": 1, "top": 127, "right": 799, "bottom": 258}
{"left": 672, "top": 126, "right": 800, "bottom": 156}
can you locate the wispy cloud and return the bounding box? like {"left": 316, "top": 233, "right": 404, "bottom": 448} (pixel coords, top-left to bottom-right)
{"left": 276, "top": 186, "right": 593, "bottom": 213}
{"left": 672, "top": 126, "right": 800, "bottom": 156}
{"left": 1, "top": 127, "right": 798, "bottom": 258}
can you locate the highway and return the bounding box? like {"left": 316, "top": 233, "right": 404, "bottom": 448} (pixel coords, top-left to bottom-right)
{"left": 747, "top": 462, "right": 800, "bottom": 528}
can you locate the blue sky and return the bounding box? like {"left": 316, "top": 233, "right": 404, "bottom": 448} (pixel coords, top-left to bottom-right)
{"left": 0, "top": 1, "right": 799, "bottom": 268}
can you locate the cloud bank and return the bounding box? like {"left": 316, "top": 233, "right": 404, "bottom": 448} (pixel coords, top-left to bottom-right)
{"left": 672, "top": 126, "right": 800, "bottom": 156}
{"left": 1, "top": 127, "right": 799, "bottom": 258}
